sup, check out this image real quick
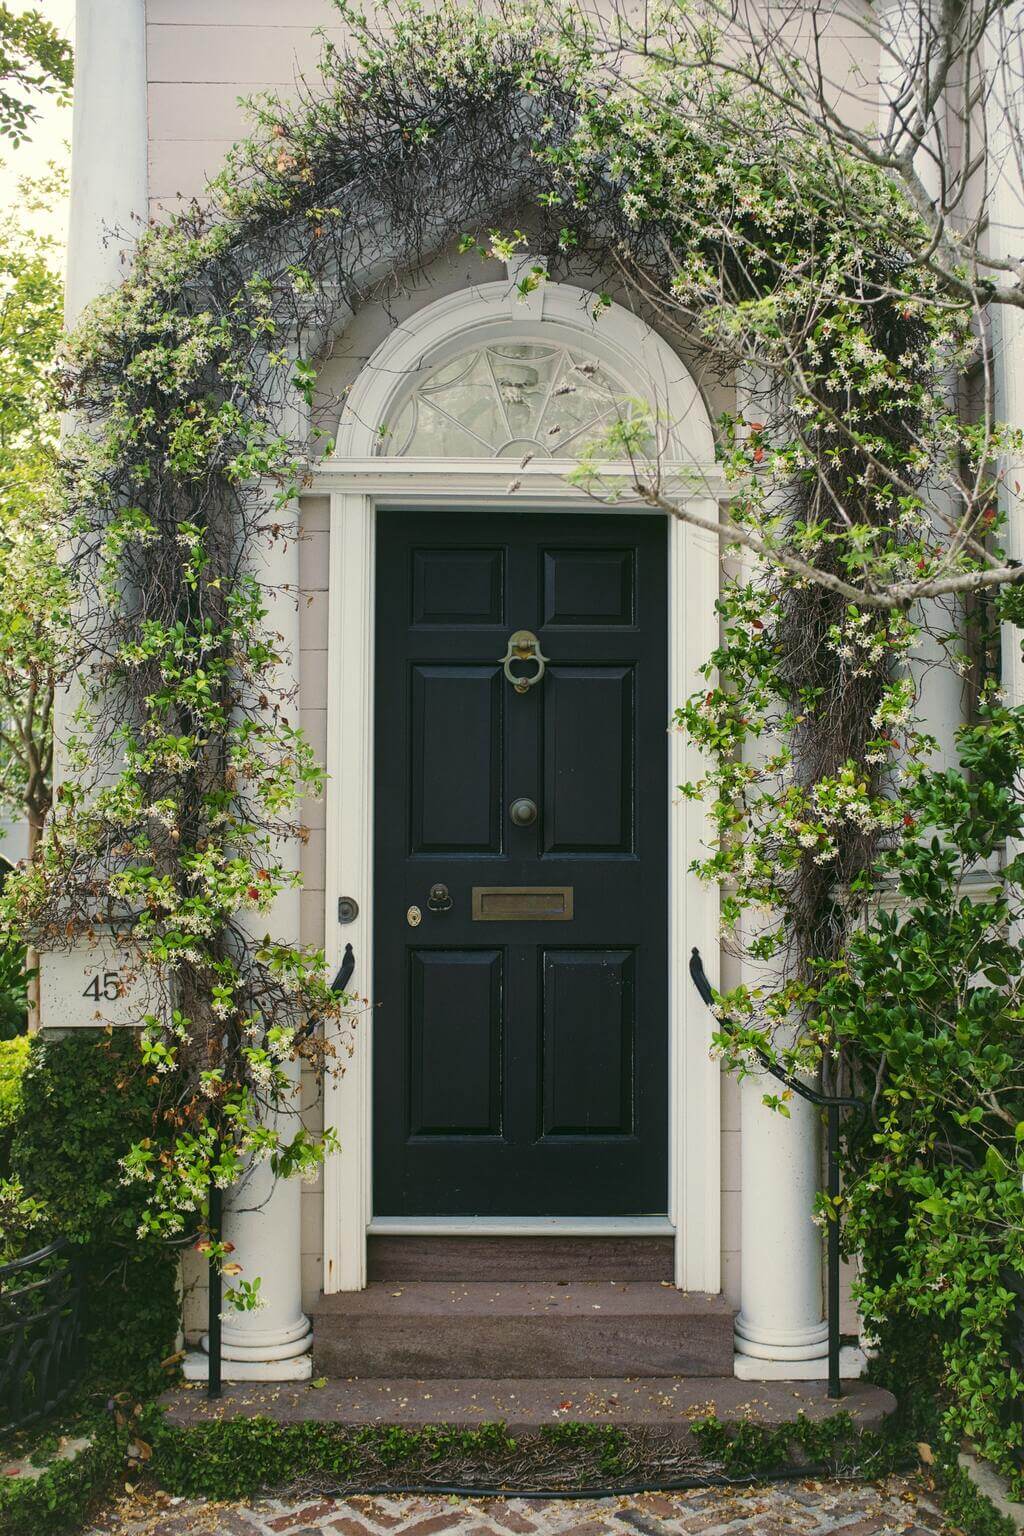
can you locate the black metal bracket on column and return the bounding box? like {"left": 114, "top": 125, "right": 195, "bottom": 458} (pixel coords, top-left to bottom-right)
{"left": 689, "top": 947, "right": 864, "bottom": 1400}
{"left": 291, "top": 944, "right": 355, "bottom": 1052}
{"left": 331, "top": 943, "right": 355, "bottom": 995}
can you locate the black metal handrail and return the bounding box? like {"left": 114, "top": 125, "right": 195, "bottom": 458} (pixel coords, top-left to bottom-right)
{"left": 0, "top": 1236, "right": 83, "bottom": 1430}
{"left": 689, "top": 946, "right": 864, "bottom": 1400}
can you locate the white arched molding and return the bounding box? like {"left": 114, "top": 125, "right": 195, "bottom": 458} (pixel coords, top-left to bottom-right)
{"left": 333, "top": 280, "right": 715, "bottom": 469}
{"left": 316, "top": 279, "right": 723, "bottom": 1295}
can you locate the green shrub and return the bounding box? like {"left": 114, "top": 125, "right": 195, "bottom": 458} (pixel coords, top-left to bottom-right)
{"left": 0, "top": 935, "right": 28, "bottom": 1044}
{"left": 0, "top": 1417, "right": 127, "bottom": 1536}
{"left": 0, "top": 1173, "right": 49, "bottom": 1261}
{"left": 816, "top": 706, "right": 1024, "bottom": 1494}
{"left": 0, "top": 1034, "right": 28, "bottom": 1172}
{"left": 10, "top": 1032, "right": 179, "bottom": 1397}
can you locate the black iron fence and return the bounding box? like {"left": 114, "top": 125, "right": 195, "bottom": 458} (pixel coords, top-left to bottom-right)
{"left": 0, "top": 1237, "right": 83, "bottom": 1431}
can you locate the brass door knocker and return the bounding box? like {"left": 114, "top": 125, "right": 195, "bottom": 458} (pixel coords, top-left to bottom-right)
{"left": 500, "top": 629, "right": 549, "bottom": 693}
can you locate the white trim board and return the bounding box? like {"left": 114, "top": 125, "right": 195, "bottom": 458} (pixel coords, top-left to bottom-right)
{"left": 368, "top": 1217, "right": 676, "bottom": 1238}
{"left": 319, "top": 283, "right": 722, "bottom": 1295}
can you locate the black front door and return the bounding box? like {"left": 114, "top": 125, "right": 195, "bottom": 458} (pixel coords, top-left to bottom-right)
{"left": 373, "top": 510, "right": 668, "bottom": 1215}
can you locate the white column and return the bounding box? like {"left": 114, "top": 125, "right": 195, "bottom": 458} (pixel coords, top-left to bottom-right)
{"left": 221, "top": 509, "right": 310, "bottom": 1381}
{"left": 989, "top": 6, "right": 1024, "bottom": 714}
{"left": 211, "top": 1061, "right": 311, "bottom": 1382}
{"left": 183, "top": 525, "right": 312, "bottom": 1379}
{"left": 731, "top": 925, "right": 830, "bottom": 1374}
{"left": 51, "top": 0, "right": 148, "bottom": 805}
{"left": 878, "top": 0, "right": 965, "bottom": 772}
{"left": 987, "top": 8, "right": 1024, "bottom": 1019}
{"left": 65, "top": 0, "right": 148, "bottom": 327}
{"left": 185, "top": 343, "right": 312, "bottom": 1379}
{"left": 729, "top": 370, "right": 830, "bottom": 1376}
{"left": 733, "top": 1073, "right": 829, "bottom": 1375}
{"left": 40, "top": 0, "right": 148, "bottom": 1029}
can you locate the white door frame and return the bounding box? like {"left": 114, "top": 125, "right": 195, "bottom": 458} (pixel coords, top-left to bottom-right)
{"left": 316, "top": 282, "right": 723, "bottom": 1293}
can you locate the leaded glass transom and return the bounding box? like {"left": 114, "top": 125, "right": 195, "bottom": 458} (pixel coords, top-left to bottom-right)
{"left": 381, "top": 343, "right": 645, "bottom": 458}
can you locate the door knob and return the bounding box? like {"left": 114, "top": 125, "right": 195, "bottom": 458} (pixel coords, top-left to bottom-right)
{"left": 509, "top": 797, "right": 538, "bottom": 827}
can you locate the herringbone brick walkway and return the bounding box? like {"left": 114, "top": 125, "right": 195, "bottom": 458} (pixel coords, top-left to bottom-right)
{"left": 86, "top": 1474, "right": 946, "bottom": 1536}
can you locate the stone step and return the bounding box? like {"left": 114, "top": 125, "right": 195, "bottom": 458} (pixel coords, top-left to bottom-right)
{"left": 161, "top": 1376, "right": 896, "bottom": 1437}
{"left": 367, "top": 1235, "right": 675, "bottom": 1283}
{"left": 311, "top": 1281, "right": 735, "bottom": 1379}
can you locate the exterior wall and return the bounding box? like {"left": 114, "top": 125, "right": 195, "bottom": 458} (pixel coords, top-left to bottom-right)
{"left": 147, "top": 0, "right": 344, "bottom": 215}
{"left": 146, "top": 0, "right": 880, "bottom": 215}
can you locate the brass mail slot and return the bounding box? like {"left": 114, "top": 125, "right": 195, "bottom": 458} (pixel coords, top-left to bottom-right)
{"left": 472, "top": 885, "right": 574, "bottom": 921}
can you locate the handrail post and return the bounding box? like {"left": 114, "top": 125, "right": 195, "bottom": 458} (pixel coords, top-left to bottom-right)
{"left": 827, "top": 1103, "right": 841, "bottom": 1399}
{"left": 207, "top": 1168, "right": 222, "bottom": 1401}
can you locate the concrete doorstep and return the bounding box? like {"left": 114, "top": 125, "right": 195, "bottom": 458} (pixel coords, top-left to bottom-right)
{"left": 159, "top": 1375, "right": 896, "bottom": 1437}
{"left": 310, "top": 1282, "right": 735, "bottom": 1380}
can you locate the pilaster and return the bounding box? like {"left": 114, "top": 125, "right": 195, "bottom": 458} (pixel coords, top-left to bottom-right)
{"left": 65, "top": 0, "right": 148, "bottom": 327}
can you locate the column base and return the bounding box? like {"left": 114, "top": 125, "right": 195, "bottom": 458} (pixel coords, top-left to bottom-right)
{"left": 183, "top": 1312, "right": 313, "bottom": 1383}
{"left": 734, "top": 1345, "right": 867, "bottom": 1381}
{"left": 734, "top": 1312, "right": 829, "bottom": 1360}
{"left": 201, "top": 1314, "right": 312, "bottom": 1362}
{"left": 182, "top": 1348, "right": 313, "bottom": 1384}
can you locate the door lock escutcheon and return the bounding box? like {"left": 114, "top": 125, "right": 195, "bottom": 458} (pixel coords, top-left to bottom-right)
{"left": 500, "top": 629, "right": 549, "bottom": 693}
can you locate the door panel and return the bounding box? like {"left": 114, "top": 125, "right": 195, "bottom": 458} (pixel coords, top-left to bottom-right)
{"left": 409, "top": 665, "right": 503, "bottom": 853}
{"left": 543, "top": 547, "right": 635, "bottom": 626}
{"left": 542, "top": 666, "right": 634, "bottom": 854}
{"left": 373, "top": 511, "right": 668, "bottom": 1215}
{"left": 408, "top": 949, "right": 503, "bottom": 1136}
{"left": 541, "top": 948, "right": 635, "bottom": 1136}
{"left": 413, "top": 547, "right": 505, "bottom": 626}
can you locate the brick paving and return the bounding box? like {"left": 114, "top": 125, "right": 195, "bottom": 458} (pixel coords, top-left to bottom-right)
{"left": 85, "top": 1474, "right": 948, "bottom": 1536}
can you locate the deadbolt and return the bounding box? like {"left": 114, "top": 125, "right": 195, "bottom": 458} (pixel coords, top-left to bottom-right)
{"left": 509, "top": 797, "right": 538, "bottom": 827}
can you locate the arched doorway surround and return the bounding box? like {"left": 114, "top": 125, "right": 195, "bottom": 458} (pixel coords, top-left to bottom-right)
{"left": 315, "top": 277, "right": 725, "bottom": 1292}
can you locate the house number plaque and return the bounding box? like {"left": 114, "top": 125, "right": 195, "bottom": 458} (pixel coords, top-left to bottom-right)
{"left": 38, "top": 941, "right": 158, "bottom": 1030}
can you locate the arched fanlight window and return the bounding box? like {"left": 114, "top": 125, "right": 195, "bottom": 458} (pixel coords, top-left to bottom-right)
{"left": 380, "top": 342, "right": 647, "bottom": 458}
